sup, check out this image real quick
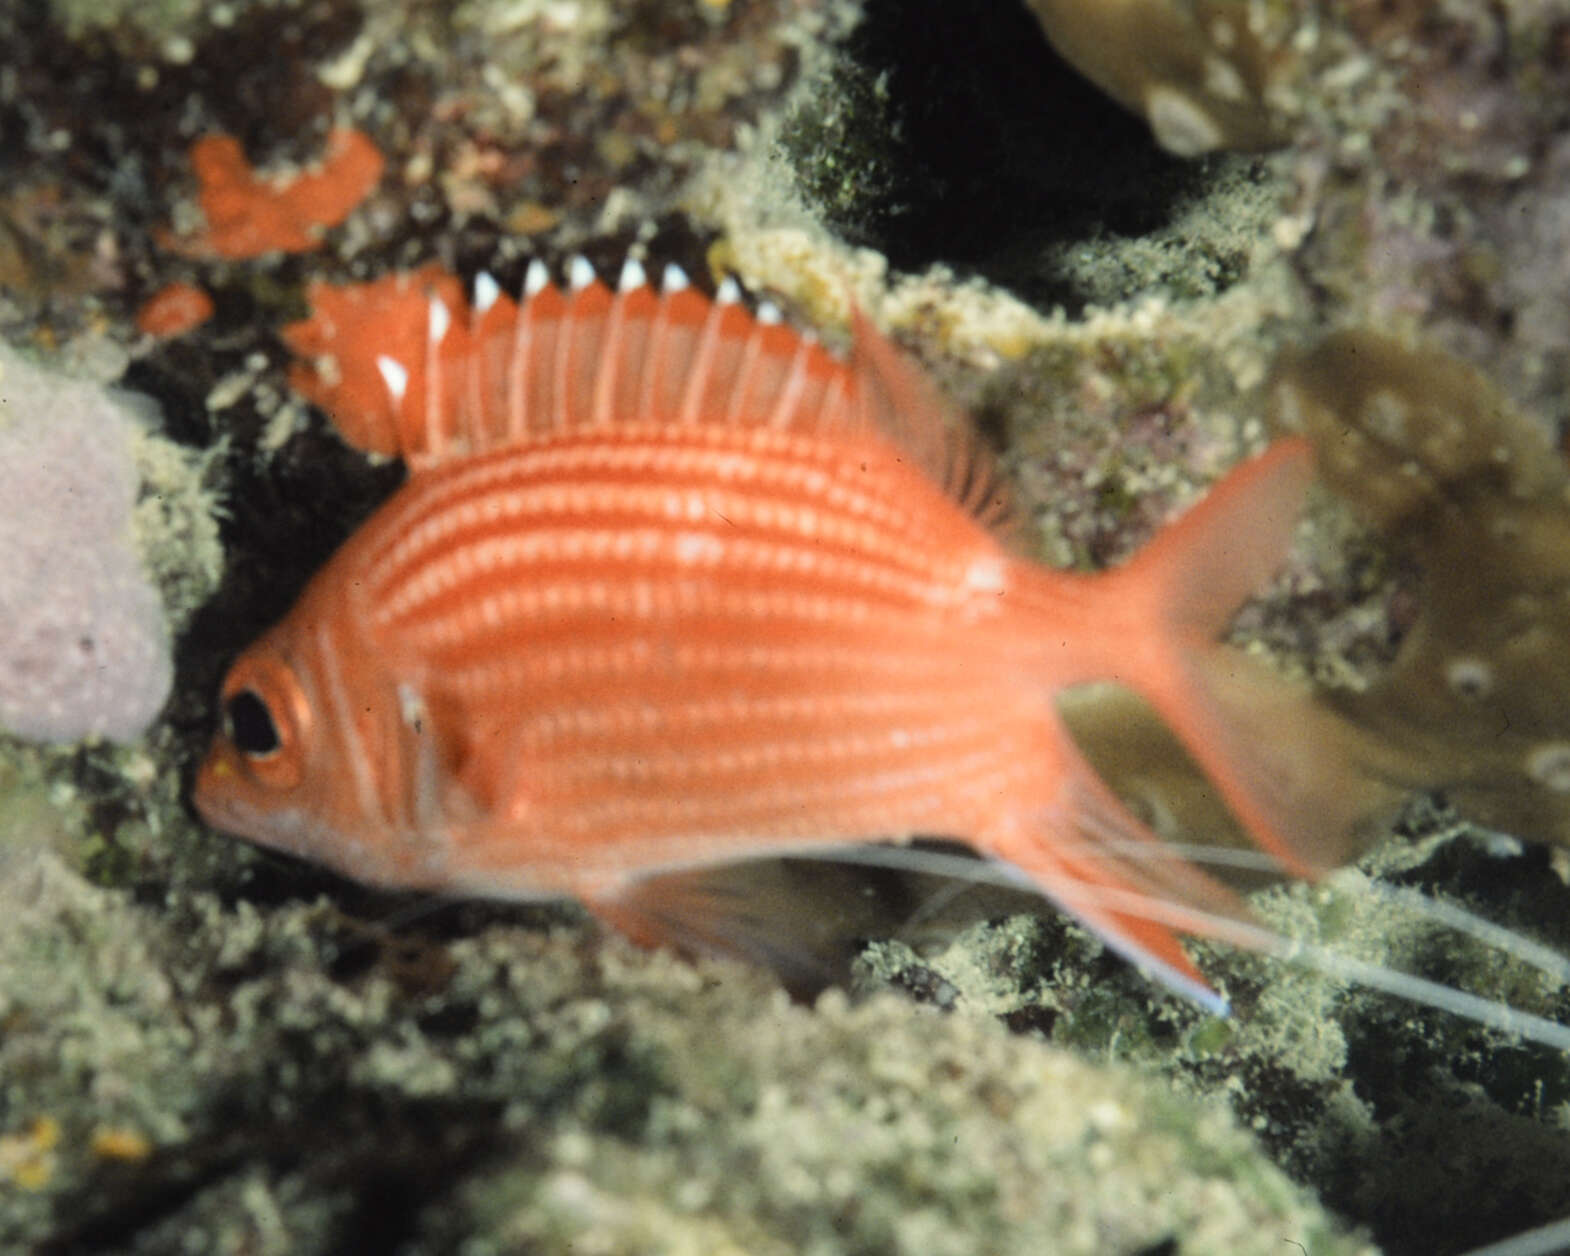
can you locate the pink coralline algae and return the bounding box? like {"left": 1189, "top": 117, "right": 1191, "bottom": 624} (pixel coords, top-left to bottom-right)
{"left": 0, "top": 347, "right": 171, "bottom": 742}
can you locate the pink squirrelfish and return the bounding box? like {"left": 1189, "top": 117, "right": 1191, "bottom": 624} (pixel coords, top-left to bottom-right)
{"left": 195, "top": 258, "right": 1369, "bottom": 1007}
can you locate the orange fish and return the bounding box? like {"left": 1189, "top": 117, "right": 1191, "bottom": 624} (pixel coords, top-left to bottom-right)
{"left": 195, "top": 258, "right": 1376, "bottom": 1008}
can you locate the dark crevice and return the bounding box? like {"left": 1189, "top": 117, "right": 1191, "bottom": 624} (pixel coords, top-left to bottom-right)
{"left": 786, "top": 0, "right": 1215, "bottom": 309}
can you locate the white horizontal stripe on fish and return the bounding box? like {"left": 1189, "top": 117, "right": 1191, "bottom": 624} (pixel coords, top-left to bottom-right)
{"left": 358, "top": 428, "right": 942, "bottom": 589}
{"left": 543, "top": 715, "right": 999, "bottom": 785}
{"left": 532, "top": 741, "right": 1030, "bottom": 843}
{"left": 391, "top": 580, "right": 940, "bottom": 654}
{"left": 371, "top": 523, "right": 994, "bottom": 637}
{"left": 435, "top": 637, "right": 990, "bottom": 696}
{"left": 508, "top": 687, "right": 999, "bottom": 747}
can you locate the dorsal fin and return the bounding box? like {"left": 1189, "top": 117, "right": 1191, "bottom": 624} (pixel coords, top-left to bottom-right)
{"left": 282, "top": 259, "right": 1016, "bottom": 533}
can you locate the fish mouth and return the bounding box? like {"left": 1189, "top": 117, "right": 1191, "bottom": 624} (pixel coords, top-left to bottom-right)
{"left": 191, "top": 749, "right": 251, "bottom": 835}
{"left": 192, "top": 750, "right": 426, "bottom": 890}
{"left": 194, "top": 784, "right": 355, "bottom": 878}
{"left": 192, "top": 749, "right": 320, "bottom": 862}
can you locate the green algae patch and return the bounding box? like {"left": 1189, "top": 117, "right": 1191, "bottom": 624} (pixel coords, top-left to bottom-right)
{"left": 0, "top": 844, "right": 1369, "bottom": 1255}
{"left": 852, "top": 812, "right": 1570, "bottom": 1256}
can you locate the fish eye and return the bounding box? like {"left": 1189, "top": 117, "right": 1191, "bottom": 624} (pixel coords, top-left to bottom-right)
{"left": 225, "top": 688, "right": 282, "bottom": 758}
{"left": 214, "top": 651, "right": 310, "bottom": 790}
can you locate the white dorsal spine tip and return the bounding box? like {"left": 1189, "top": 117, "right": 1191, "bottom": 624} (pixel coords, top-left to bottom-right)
{"left": 524, "top": 258, "right": 549, "bottom": 298}
{"left": 375, "top": 354, "right": 410, "bottom": 405}
{"left": 756, "top": 300, "right": 782, "bottom": 325}
{"left": 618, "top": 257, "right": 648, "bottom": 293}
{"left": 661, "top": 263, "right": 689, "bottom": 293}
{"left": 473, "top": 270, "right": 501, "bottom": 313}
{"left": 716, "top": 276, "right": 741, "bottom": 305}
{"left": 427, "top": 294, "right": 452, "bottom": 343}
{"left": 568, "top": 255, "right": 595, "bottom": 291}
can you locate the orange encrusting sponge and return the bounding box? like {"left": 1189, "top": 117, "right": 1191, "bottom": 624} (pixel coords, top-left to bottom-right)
{"left": 134, "top": 281, "right": 215, "bottom": 338}
{"left": 164, "top": 128, "right": 384, "bottom": 260}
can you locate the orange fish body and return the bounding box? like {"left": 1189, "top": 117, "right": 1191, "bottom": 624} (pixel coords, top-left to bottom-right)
{"left": 196, "top": 260, "right": 1370, "bottom": 1005}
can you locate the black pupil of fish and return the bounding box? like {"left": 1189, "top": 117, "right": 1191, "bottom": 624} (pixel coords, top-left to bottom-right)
{"left": 226, "top": 689, "right": 281, "bottom": 757}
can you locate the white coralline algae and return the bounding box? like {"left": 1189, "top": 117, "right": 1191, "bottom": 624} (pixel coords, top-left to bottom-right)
{"left": 0, "top": 346, "right": 172, "bottom": 742}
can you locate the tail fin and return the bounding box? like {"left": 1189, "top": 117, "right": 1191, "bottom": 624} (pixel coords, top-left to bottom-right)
{"left": 985, "top": 440, "right": 1407, "bottom": 1007}
{"left": 1102, "top": 438, "right": 1406, "bottom": 878}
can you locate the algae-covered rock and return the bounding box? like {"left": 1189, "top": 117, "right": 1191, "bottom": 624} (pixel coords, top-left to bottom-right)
{"left": 1272, "top": 331, "right": 1570, "bottom": 858}
{"left": 1024, "top": 0, "right": 1294, "bottom": 155}
{"left": 0, "top": 841, "right": 1370, "bottom": 1255}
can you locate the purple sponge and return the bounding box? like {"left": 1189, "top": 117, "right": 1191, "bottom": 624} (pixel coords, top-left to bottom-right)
{"left": 0, "top": 348, "right": 172, "bottom": 742}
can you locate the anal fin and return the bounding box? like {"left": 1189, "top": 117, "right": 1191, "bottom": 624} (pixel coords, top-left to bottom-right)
{"left": 582, "top": 851, "right": 1013, "bottom": 998}
{"left": 985, "top": 749, "right": 1253, "bottom": 1014}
